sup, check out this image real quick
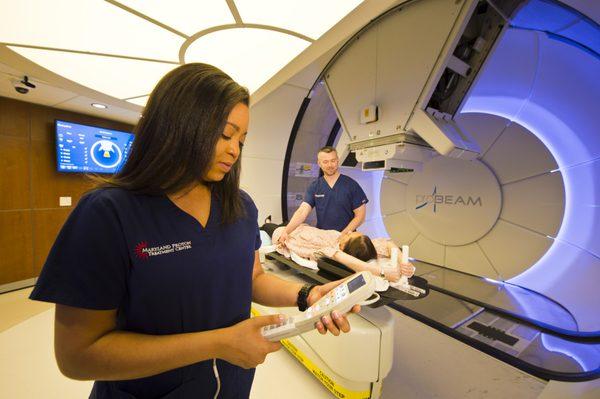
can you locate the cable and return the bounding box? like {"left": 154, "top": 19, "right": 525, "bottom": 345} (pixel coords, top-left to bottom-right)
{"left": 358, "top": 292, "right": 381, "bottom": 306}
{"left": 212, "top": 358, "right": 221, "bottom": 399}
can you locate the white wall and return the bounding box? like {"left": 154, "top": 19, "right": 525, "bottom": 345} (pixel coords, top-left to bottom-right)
{"left": 241, "top": 84, "right": 307, "bottom": 224}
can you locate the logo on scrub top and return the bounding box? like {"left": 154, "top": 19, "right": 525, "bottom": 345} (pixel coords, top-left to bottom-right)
{"left": 134, "top": 241, "right": 193, "bottom": 260}
{"left": 415, "top": 186, "right": 482, "bottom": 213}
{"left": 134, "top": 242, "right": 150, "bottom": 260}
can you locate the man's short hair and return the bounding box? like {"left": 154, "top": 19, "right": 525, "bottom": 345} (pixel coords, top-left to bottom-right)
{"left": 318, "top": 146, "right": 337, "bottom": 154}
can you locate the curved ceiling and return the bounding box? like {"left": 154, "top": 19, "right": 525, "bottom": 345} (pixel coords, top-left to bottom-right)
{"left": 0, "top": 0, "right": 362, "bottom": 113}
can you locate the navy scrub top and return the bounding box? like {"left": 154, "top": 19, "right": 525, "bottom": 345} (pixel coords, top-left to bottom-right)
{"left": 304, "top": 174, "right": 368, "bottom": 231}
{"left": 30, "top": 187, "right": 261, "bottom": 399}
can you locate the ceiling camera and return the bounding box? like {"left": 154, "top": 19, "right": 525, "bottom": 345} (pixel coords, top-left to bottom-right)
{"left": 13, "top": 83, "right": 28, "bottom": 94}
{"left": 12, "top": 76, "right": 36, "bottom": 94}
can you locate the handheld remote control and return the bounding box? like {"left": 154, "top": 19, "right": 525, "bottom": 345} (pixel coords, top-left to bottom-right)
{"left": 261, "top": 271, "right": 376, "bottom": 342}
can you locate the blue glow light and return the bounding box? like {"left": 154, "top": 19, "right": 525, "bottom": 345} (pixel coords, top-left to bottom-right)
{"left": 366, "top": 170, "right": 389, "bottom": 238}
{"left": 540, "top": 334, "right": 598, "bottom": 371}
{"left": 371, "top": 2, "right": 600, "bottom": 332}
{"left": 462, "top": 26, "right": 599, "bottom": 288}
{"left": 511, "top": 0, "right": 600, "bottom": 55}
{"left": 461, "top": 98, "right": 578, "bottom": 284}
{"left": 458, "top": 0, "right": 600, "bottom": 334}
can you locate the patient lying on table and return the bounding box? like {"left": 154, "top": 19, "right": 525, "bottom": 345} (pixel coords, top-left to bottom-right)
{"left": 271, "top": 224, "right": 414, "bottom": 282}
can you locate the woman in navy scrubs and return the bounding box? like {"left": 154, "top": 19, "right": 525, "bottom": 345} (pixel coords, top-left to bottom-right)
{"left": 30, "top": 63, "right": 358, "bottom": 399}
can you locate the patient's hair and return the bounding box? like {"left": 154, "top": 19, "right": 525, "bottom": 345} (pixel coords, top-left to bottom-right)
{"left": 341, "top": 235, "right": 378, "bottom": 262}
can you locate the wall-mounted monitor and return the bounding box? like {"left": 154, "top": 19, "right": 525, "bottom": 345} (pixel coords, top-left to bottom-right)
{"left": 55, "top": 120, "right": 134, "bottom": 174}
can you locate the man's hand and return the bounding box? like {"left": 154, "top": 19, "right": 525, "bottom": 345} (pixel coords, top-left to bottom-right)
{"left": 336, "top": 230, "right": 350, "bottom": 242}
{"left": 306, "top": 280, "right": 361, "bottom": 336}
{"left": 276, "top": 230, "right": 289, "bottom": 245}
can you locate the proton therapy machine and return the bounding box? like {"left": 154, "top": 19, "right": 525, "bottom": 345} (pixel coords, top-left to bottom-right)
{"left": 254, "top": 0, "right": 600, "bottom": 397}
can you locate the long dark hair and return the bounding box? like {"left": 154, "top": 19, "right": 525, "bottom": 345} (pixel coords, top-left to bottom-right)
{"left": 341, "top": 235, "right": 378, "bottom": 262}
{"left": 98, "top": 63, "right": 249, "bottom": 223}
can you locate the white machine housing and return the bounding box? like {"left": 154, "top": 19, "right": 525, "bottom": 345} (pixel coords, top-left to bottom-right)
{"left": 254, "top": 261, "right": 394, "bottom": 399}
{"left": 326, "top": 0, "right": 484, "bottom": 167}
{"left": 248, "top": 0, "right": 600, "bottom": 396}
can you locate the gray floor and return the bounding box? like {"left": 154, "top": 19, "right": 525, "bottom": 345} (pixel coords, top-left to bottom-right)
{"left": 1, "top": 289, "right": 598, "bottom": 399}
{"left": 0, "top": 291, "right": 330, "bottom": 399}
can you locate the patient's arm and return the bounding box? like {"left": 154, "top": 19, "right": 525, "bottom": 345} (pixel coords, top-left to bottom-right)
{"left": 330, "top": 251, "right": 400, "bottom": 282}
{"left": 371, "top": 238, "right": 393, "bottom": 257}
{"left": 387, "top": 242, "right": 415, "bottom": 277}
{"left": 386, "top": 240, "right": 398, "bottom": 254}
{"left": 372, "top": 239, "right": 415, "bottom": 277}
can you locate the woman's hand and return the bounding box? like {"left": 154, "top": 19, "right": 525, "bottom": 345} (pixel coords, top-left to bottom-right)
{"left": 219, "top": 315, "right": 283, "bottom": 369}
{"left": 307, "top": 280, "right": 361, "bottom": 336}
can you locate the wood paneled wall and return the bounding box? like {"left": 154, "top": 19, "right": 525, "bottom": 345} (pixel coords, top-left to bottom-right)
{"left": 0, "top": 96, "right": 134, "bottom": 286}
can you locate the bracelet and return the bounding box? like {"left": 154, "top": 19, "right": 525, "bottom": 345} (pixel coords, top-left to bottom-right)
{"left": 297, "top": 283, "right": 317, "bottom": 311}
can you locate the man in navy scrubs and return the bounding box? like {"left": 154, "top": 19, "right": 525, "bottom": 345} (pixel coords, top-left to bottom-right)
{"left": 278, "top": 146, "right": 368, "bottom": 242}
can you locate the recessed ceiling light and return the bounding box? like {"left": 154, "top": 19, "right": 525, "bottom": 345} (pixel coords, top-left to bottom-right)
{"left": 91, "top": 103, "right": 107, "bottom": 109}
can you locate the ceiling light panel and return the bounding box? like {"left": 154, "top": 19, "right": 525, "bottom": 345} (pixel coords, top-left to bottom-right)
{"left": 9, "top": 47, "right": 177, "bottom": 99}
{"left": 234, "top": 0, "right": 364, "bottom": 40}
{"left": 0, "top": 0, "right": 182, "bottom": 61}
{"left": 185, "top": 28, "right": 310, "bottom": 93}
{"left": 116, "top": 0, "right": 235, "bottom": 36}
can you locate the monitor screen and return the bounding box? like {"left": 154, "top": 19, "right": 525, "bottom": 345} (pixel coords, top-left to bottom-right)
{"left": 55, "top": 120, "right": 134, "bottom": 174}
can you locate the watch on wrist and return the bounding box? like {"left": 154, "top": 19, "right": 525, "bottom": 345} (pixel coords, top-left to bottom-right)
{"left": 297, "top": 283, "right": 317, "bottom": 311}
